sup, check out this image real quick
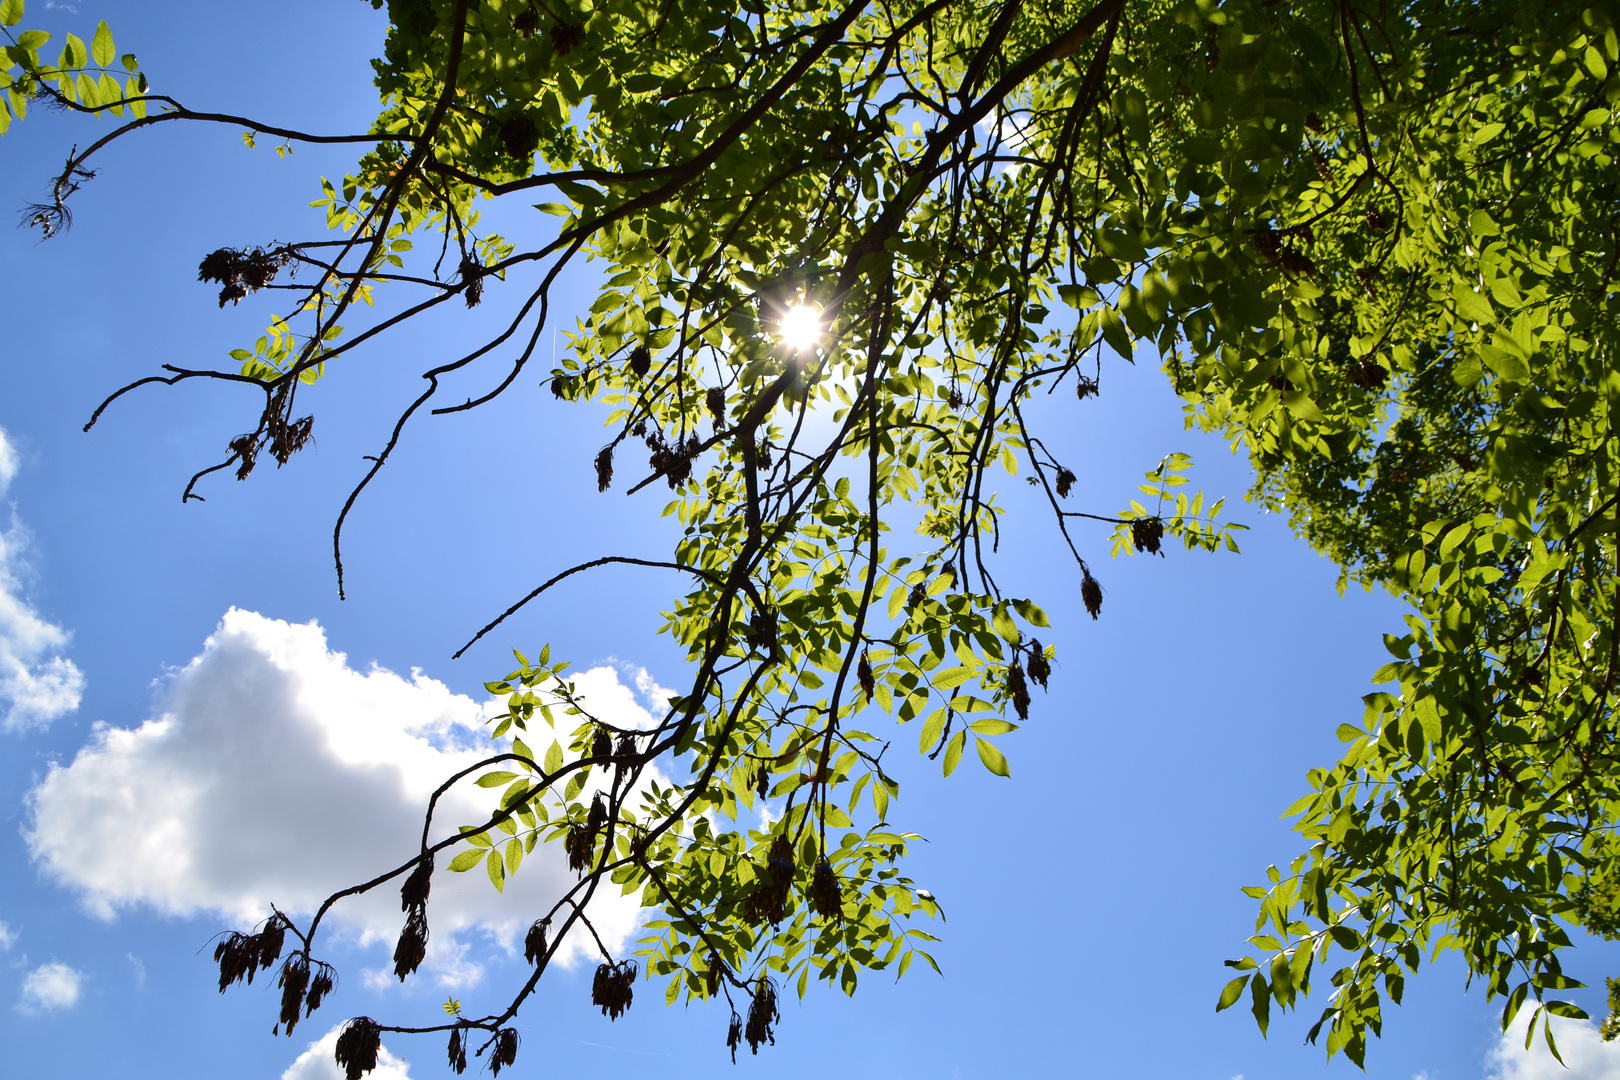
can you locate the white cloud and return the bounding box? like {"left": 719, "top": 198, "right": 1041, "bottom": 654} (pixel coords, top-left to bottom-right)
{"left": 0, "top": 919, "right": 14, "bottom": 951}
{"left": 283, "top": 1024, "right": 413, "bottom": 1080}
{"left": 0, "top": 427, "right": 84, "bottom": 734}
{"left": 27, "top": 609, "right": 662, "bottom": 986}
{"left": 18, "top": 962, "right": 82, "bottom": 1012}
{"left": 1488, "top": 1005, "right": 1620, "bottom": 1080}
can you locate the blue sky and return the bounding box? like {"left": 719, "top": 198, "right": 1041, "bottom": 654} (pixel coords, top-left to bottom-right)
{"left": 2, "top": 3, "right": 1619, "bottom": 1079}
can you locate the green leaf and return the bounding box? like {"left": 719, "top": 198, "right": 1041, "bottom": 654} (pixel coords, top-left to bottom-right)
{"left": 485, "top": 849, "right": 506, "bottom": 892}
{"left": 0, "top": 0, "right": 22, "bottom": 27}
{"left": 941, "top": 730, "right": 966, "bottom": 776}
{"left": 475, "top": 771, "right": 519, "bottom": 787}
{"left": 90, "top": 21, "right": 113, "bottom": 66}
{"left": 1452, "top": 282, "right": 1495, "bottom": 325}
{"left": 1010, "top": 599, "right": 1049, "bottom": 627}
{"left": 447, "top": 849, "right": 485, "bottom": 872}
{"left": 967, "top": 718, "right": 1016, "bottom": 736}
{"left": 1216, "top": 974, "right": 1251, "bottom": 1012}
{"left": 974, "top": 737, "right": 1009, "bottom": 777}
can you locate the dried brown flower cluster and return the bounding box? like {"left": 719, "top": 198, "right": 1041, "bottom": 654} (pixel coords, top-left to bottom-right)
{"left": 214, "top": 913, "right": 288, "bottom": 992}
{"left": 393, "top": 854, "right": 432, "bottom": 982}
{"left": 1349, "top": 358, "right": 1388, "bottom": 391}
{"left": 705, "top": 386, "right": 727, "bottom": 427}
{"left": 458, "top": 255, "right": 483, "bottom": 308}
{"left": 1026, "top": 639, "right": 1050, "bottom": 689}
{"left": 628, "top": 343, "right": 651, "bottom": 377}
{"left": 197, "top": 245, "right": 292, "bottom": 307}
{"left": 1006, "top": 659, "right": 1030, "bottom": 721}
{"left": 744, "top": 975, "right": 779, "bottom": 1054}
{"left": 591, "top": 726, "right": 612, "bottom": 760}
{"left": 1055, "top": 466, "right": 1076, "bottom": 497}
{"left": 275, "top": 954, "right": 336, "bottom": 1037}
{"left": 523, "top": 919, "right": 549, "bottom": 966}
{"left": 549, "top": 20, "right": 585, "bottom": 54}
{"left": 1081, "top": 571, "right": 1103, "bottom": 620}
{"left": 334, "top": 1017, "right": 381, "bottom": 1080}
{"left": 484, "top": 1028, "right": 519, "bottom": 1076}
{"left": 857, "top": 653, "right": 875, "bottom": 701}
{"left": 1250, "top": 226, "right": 1319, "bottom": 279}
{"left": 809, "top": 856, "right": 843, "bottom": 920}
{"left": 646, "top": 430, "right": 701, "bottom": 487}
{"left": 446, "top": 1028, "right": 468, "bottom": 1075}
{"left": 742, "top": 835, "right": 796, "bottom": 926}
{"left": 1074, "top": 375, "right": 1099, "bottom": 400}
{"left": 497, "top": 114, "right": 539, "bottom": 161}
{"left": 592, "top": 959, "right": 637, "bottom": 1020}
{"left": 1130, "top": 516, "right": 1164, "bottom": 555}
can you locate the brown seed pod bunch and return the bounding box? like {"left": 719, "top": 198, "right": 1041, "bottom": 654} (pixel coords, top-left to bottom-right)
{"left": 511, "top": 7, "right": 538, "bottom": 36}
{"left": 591, "top": 959, "right": 637, "bottom": 1020}
{"left": 1074, "top": 375, "right": 1099, "bottom": 400}
{"left": 1304, "top": 111, "right": 1325, "bottom": 134}
{"left": 742, "top": 835, "right": 795, "bottom": 926}
{"left": 458, "top": 255, "right": 483, "bottom": 308}
{"left": 197, "top": 245, "right": 291, "bottom": 307}
{"left": 704, "top": 951, "right": 723, "bottom": 997}
{"left": 487, "top": 1028, "right": 519, "bottom": 1076}
{"left": 1349, "top": 359, "right": 1389, "bottom": 392}
{"left": 214, "top": 917, "right": 287, "bottom": 993}
{"left": 1081, "top": 571, "right": 1103, "bottom": 620}
{"left": 305, "top": 963, "right": 336, "bottom": 1016}
{"left": 1365, "top": 208, "right": 1389, "bottom": 232}
{"left": 1312, "top": 151, "right": 1335, "bottom": 181}
{"left": 857, "top": 653, "right": 875, "bottom": 702}
{"left": 267, "top": 414, "right": 314, "bottom": 467}
{"left": 808, "top": 856, "right": 843, "bottom": 920}
{"left": 497, "top": 114, "right": 539, "bottom": 161}
{"left": 754, "top": 765, "right": 771, "bottom": 799}
{"left": 1055, "top": 466, "right": 1076, "bottom": 498}
{"left": 747, "top": 607, "right": 777, "bottom": 655}
{"left": 400, "top": 854, "right": 433, "bottom": 912}
{"left": 705, "top": 385, "right": 726, "bottom": 427}
{"left": 230, "top": 433, "right": 259, "bottom": 480}
{"left": 447, "top": 1028, "right": 468, "bottom": 1075}
{"left": 744, "top": 975, "right": 779, "bottom": 1054}
{"left": 1026, "top": 638, "right": 1051, "bottom": 689}
{"left": 549, "top": 20, "right": 585, "bottom": 54}
{"left": 565, "top": 822, "right": 594, "bottom": 875}
{"left": 594, "top": 445, "right": 614, "bottom": 492}
{"left": 614, "top": 731, "right": 637, "bottom": 761}
{"left": 591, "top": 726, "right": 612, "bottom": 760}
{"left": 907, "top": 582, "right": 927, "bottom": 610}
{"left": 276, "top": 955, "right": 309, "bottom": 1036}
{"left": 1006, "top": 659, "right": 1030, "bottom": 721}
{"left": 628, "top": 343, "right": 651, "bottom": 378}
{"left": 523, "top": 919, "right": 549, "bottom": 966}
{"left": 333, "top": 1017, "right": 381, "bottom": 1080}
{"left": 726, "top": 1009, "right": 744, "bottom": 1063}
{"left": 586, "top": 792, "right": 608, "bottom": 836}
{"left": 392, "top": 908, "right": 428, "bottom": 982}
{"left": 550, "top": 374, "right": 572, "bottom": 398}
{"left": 1130, "top": 517, "right": 1164, "bottom": 556}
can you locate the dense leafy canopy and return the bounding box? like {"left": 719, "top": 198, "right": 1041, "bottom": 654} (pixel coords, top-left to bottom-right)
{"left": 6, "top": 0, "right": 1620, "bottom": 1070}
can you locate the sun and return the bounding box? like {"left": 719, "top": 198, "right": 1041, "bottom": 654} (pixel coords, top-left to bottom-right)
{"left": 779, "top": 304, "right": 822, "bottom": 351}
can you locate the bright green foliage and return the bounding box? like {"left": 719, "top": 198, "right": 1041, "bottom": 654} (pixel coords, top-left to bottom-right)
{"left": 9, "top": 0, "right": 1620, "bottom": 1071}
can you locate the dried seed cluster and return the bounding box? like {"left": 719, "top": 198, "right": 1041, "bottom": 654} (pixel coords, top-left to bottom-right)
{"left": 214, "top": 913, "right": 287, "bottom": 993}
{"left": 484, "top": 1028, "right": 519, "bottom": 1076}
{"left": 744, "top": 975, "right": 779, "bottom": 1054}
{"left": 498, "top": 114, "right": 539, "bottom": 161}
{"left": 1055, "top": 466, "right": 1076, "bottom": 497}
{"left": 1026, "top": 638, "right": 1051, "bottom": 689}
{"left": 705, "top": 386, "right": 727, "bottom": 427}
{"left": 592, "top": 959, "right": 637, "bottom": 1020}
{"left": 393, "top": 854, "right": 432, "bottom": 982}
{"left": 857, "top": 654, "right": 875, "bottom": 701}
{"left": 628, "top": 344, "right": 651, "bottom": 377}
{"left": 276, "top": 955, "right": 336, "bottom": 1037}
{"left": 1130, "top": 516, "right": 1165, "bottom": 555}
{"left": 333, "top": 1017, "right": 381, "bottom": 1080}
{"left": 809, "top": 856, "right": 843, "bottom": 920}
{"left": 743, "top": 834, "right": 796, "bottom": 926}
{"left": 523, "top": 919, "right": 549, "bottom": 966}
{"left": 1081, "top": 571, "right": 1103, "bottom": 620}
{"left": 446, "top": 1028, "right": 468, "bottom": 1075}
{"left": 458, "top": 255, "right": 483, "bottom": 308}
{"left": 197, "top": 245, "right": 292, "bottom": 307}
{"left": 1006, "top": 659, "right": 1030, "bottom": 721}
{"left": 646, "top": 430, "right": 701, "bottom": 487}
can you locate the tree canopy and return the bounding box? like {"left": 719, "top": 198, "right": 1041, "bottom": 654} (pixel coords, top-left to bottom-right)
{"left": 5, "top": 0, "right": 1620, "bottom": 1071}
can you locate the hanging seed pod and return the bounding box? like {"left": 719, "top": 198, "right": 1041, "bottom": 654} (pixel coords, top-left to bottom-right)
{"left": 1312, "top": 151, "right": 1334, "bottom": 181}
{"left": 1081, "top": 572, "right": 1103, "bottom": 620}
{"left": 447, "top": 1028, "right": 468, "bottom": 1075}
{"left": 586, "top": 792, "right": 608, "bottom": 837}
{"left": 591, "top": 726, "right": 612, "bottom": 760}
{"left": 305, "top": 963, "right": 337, "bottom": 1017}
{"left": 628, "top": 344, "right": 651, "bottom": 377}
{"left": 756, "top": 439, "right": 772, "bottom": 468}
{"left": 549, "top": 21, "right": 585, "bottom": 55}
{"left": 1304, "top": 112, "right": 1324, "bottom": 134}
{"left": 1026, "top": 639, "right": 1051, "bottom": 690}
{"left": 333, "top": 1017, "right": 381, "bottom": 1080}
{"left": 727, "top": 1009, "right": 744, "bottom": 1063}
{"left": 591, "top": 960, "right": 637, "bottom": 1020}
{"left": 523, "top": 919, "right": 549, "bottom": 966}
{"left": 744, "top": 975, "right": 779, "bottom": 1054}
{"left": 214, "top": 931, "right": 257, "bottom": 992}
{"left": 907, "top": 582, "right": 926, "bottom": 609}
{"left": 400, "top": 854, "right": 433, "bottom": 912}
{"left": 489, "top": 1028, "right": 519, "bottom": 1076}
{"left": 564, "top": 822, "right": 593, "bottom": 874}
{"left": 259, "top": 915, "right": 287, "bottom": 969}
{"left": 705, "top": 952, "right": 723, "bottom": 997}
{"left": 276, "top": 955, "right": 310, "bottom": 1036}
{"left": 946, "top": 385, "right": 964, "bottom": 410}
{"left": 857, "top": 654, "right": 875, "bottom": 702}
{"left": 458, "top": 255, "right": 483, "bottom": 308}
{"left": 511, "top": 8, "right": 538, "bottom": 36}
{"left": 1074, "top": 375, "right": 1099, "bottom": 400}
{"left": 755, "top": 765, "right": 771, "bottom": 799}
{"left": 767, "top": 834, "right": 795, "bottom": 882}
{"left": 748, "top": 607, "right": 777, "bottom": 654}
{"left": 392, "top": 908, "right": 428, "bottom": 982}
{"left": 809, "top": 857, "right": 843, "bottom": 920}
{"left": 1055, "top": 467, "right": 1076, "bottom": 497}
{"left": 705, "top": 385, "right": 726, "bottom": 427}
{"left": 498, "top": 114, "right": 539, "bottom": 161}
{"left": 550, "top": 375, "right": 571, "bottom": 398}
{"left": 614, "top": 732, "right": 636, "bottom": 761}
{"left": 1006, "top": 660, "right": 1030, "bottom": 721}
{"left": 1365, "top": 208, "right": 1389, "bottom": 232}
{"left": 594, "top": 445, "right": 614, "bottom": 492}
{"left": 1130, "top": 517, "right": 1164, "bottom": 555}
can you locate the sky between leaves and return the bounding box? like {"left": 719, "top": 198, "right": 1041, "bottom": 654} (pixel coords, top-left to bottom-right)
{"left": 5, "top": 2, "right": 1620, "bottom": 1079}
